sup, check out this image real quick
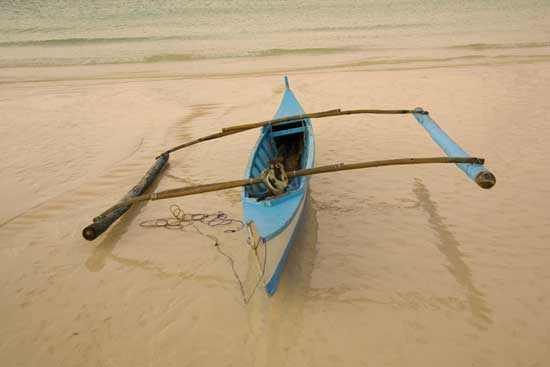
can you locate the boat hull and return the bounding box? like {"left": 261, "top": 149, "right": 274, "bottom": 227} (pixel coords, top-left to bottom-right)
{"left": 242, "top": 77, "right": 314, "bottom": 296}
{"left": 256, "top": 181, "right": 308, "bottom": 295}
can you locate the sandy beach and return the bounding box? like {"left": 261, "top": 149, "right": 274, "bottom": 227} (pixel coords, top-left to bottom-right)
{"left": 2, "top": 1, "right": 550, "bottom": 365}
{"left": 1, "top": 59, "right": 550, "bottom": 366}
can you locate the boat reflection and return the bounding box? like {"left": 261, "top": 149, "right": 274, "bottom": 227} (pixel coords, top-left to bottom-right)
{"left": 243, "top": 192, "right": 319, "bottom": 365}
{"left": 413, "top": 179, "right": 492, "bottom": 327}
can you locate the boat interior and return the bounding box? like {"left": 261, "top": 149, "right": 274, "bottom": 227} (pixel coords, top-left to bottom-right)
{"left": 245, "top": 120, "right": 307, "bottom": 199}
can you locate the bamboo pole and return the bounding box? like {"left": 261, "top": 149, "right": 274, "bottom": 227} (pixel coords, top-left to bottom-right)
{"left": 157, "top": 128, "right": 245, "bottom": 158}
{"left": 156, "top": 107, "right": 428, "bottom": 157}
{"left": 90, "top": 156, "right": 483, "bottom": 224}
{"left": 221, "top": 108, "right": 428, "bottom": 133}
{"left": 287, "top": 156, "right": 484, "bottom": 177}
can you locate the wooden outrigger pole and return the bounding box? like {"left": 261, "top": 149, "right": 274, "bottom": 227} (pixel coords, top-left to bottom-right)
{"left": 155, "top": 108, "right": 425, "bottom": 158}
{"left": 220, "top": 108, "right": 428, "bottom": 133}
{"left": 82, "top": 153, "right": 169, "bottom": 241}
{"left": 82, "top": 107, "right": 495, "bottom": 241}
{"left": 89, "top": 156, "right": 486, "bottom": 219}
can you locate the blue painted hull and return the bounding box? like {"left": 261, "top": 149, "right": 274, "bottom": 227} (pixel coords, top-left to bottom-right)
{"left": 242, "top": 77, "right": 315, "bottom": 296}
{"left": 413, "top": 108, "right": 496, "bottom": 188}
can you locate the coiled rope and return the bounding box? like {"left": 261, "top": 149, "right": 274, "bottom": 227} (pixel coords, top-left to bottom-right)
{"left": 139, "top": 205, "right": 265, "bottom": 304}
{"left": 139, "top": 204, "right": 244, "bottom": 232}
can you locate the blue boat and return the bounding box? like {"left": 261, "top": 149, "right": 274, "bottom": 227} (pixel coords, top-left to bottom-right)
{"left": 242, "top": 77, "right": 315, "bottom": 296}
{"left": 83, "top": 76, "right": 496, "bottom": 302}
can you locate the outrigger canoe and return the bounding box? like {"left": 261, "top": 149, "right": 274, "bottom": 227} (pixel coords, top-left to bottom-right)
{"left": 242, "top": 77, "right": 314, "bottom": 295}
{"left": 82, "top": 76, "right": 496, "bottom": 299}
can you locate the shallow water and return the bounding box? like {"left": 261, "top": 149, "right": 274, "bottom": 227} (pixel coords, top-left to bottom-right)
{"left": 1, "top": 1, "right": 550, "bottom": 366}
{"left": 1, "top": 0, "right": 550, "bottom": 69}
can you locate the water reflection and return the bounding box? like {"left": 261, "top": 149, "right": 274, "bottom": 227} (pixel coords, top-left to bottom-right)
{"left": 84, "top": 202, "right": 145, "bottom": 272}
{"left": 85, "top": 104, "right": 218, "bottom": 272}
{"left": 244, "top": 193, "right": 319, "bottom": 367}
{"left": 85, "top": 169, "right": 167, "bottom": 272}
{"left": 413, "top": 179, "right": 492, "bottom": 327}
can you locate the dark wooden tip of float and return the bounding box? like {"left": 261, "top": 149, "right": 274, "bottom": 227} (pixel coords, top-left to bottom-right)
{"left": 82, "top": 153, "right": 169, "bottom": 241}
{"left": 82, "top": 226, "right": 96, "bottom": 241}
{"left": 475, "top": 171, "right": 496, "bottom": 189}
{"left": 82, "top": 205, "right": 132, "bottom": 241}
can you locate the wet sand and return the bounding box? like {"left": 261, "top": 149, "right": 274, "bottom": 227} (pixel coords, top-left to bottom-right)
{"left": 1, "top": 61, "right": 550, "bottom": 366}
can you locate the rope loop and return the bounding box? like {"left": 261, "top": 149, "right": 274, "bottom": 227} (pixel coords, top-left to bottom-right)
{"left": 139, "top": 205, "right": 244, "bottom": 232}
{"left": 139, "top": 205, "right": 264, "bottom": 304}
{"left": 261, "top": 162, "right": 289, "bottom": 195}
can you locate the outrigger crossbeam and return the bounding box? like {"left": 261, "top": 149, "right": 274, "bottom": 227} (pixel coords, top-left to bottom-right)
{"left": 82, "top": 107, "right": 495, "bottom": 241}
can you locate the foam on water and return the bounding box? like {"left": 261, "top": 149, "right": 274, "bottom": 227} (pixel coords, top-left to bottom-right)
{"left": 1, "top": 0, "right": 549, "bottom": 70}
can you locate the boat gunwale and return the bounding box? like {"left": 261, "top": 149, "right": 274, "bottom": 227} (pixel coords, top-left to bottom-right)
{"left": 242, "top": 115, "right": 314, "bottom": 240}
{"left": 244, "top": 188, "right": 306, "bottom": 242}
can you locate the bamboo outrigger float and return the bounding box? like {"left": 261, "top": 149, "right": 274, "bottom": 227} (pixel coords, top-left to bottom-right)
{"left": 82, "top": 77, "right": 495, "bottom": 296}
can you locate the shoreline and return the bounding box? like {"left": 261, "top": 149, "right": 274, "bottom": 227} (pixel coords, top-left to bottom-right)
{"left": 2, "top": 48, "right": 550, "bottom": 85}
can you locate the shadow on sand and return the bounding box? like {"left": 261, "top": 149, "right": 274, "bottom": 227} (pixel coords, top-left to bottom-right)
{"left": 413, "top": 178, "right": 492, "bottom": 328}
{"left": 243, "top": 193, "right": 319, "bottom": 367}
